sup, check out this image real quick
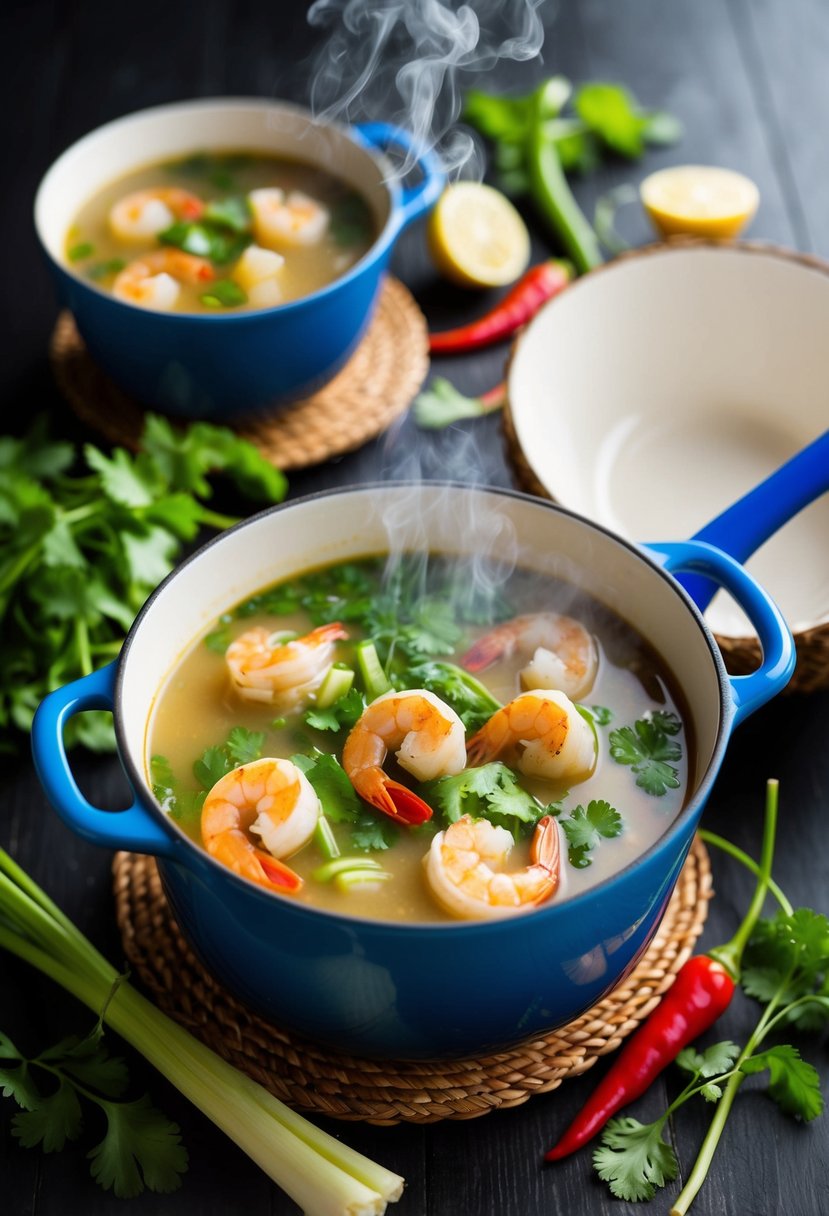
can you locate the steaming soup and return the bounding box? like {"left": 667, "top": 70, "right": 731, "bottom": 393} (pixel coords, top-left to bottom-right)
{"left": 66, "top": 151, "right": 375, "bottom": 312}
{"left": 148, "top": 555, "right": 692, "bottom": 924}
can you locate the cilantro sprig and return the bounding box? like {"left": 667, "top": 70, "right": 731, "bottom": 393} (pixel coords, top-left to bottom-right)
{"left": 1, "top": 1010, "right": 186, "bottom": 1197}
{"left": 587, "top": 793, "right": 829, "bottom": 1214}
{"left": 0, "top": 414, "right": 286, "bottom": 753}
{"left": 558, "top": 799, "right": 623, "bottom": 868}
{"left": 424, "top": 761, "right": 545, "bottom": 838}
{"left": 609, "top": 710, "right": 682, "bottom": 796}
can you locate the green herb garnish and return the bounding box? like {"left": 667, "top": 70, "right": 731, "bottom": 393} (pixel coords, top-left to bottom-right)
{"left": 203, "top": 195, "right": 252, "bottom": 233}
{"left": 160, "top": 220, "right": 250, "bottom": 266}
{"left": 86, "top": 258, "right": 126, "bottom": 280}
{"left": 68, "top": 241, "right": 95, "bottom": 262}
{"left": 560, "top": 799, "right": 623, "bottom": 868}
{"left": 425, "top": 761, "right": 543, "bottom": 838}
{"left": 200, "top": 279, "right": 248, "bottom": 309}
{"left": 609, "top": 711, "right": 682, "bottom": 796}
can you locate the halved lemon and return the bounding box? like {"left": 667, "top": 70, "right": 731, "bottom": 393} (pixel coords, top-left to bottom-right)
{"left": 427, "top": 182, "right": 531, "bottom": 288}
{"left": 640, "top": 165, "right": 760, "bottom": 239}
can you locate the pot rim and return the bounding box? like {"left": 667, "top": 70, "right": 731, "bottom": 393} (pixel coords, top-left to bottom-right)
{"left": 115, "top": 480, "right": 733, "bottom": 935}
{"left": 33, "top": 95, "right": 405, "bottom": 323}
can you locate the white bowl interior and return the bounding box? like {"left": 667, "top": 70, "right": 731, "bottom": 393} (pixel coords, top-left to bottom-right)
{"left": 119, "top": 487, "right": 722, "bottom": 804}
{"left": 508, "top": 246, "right": 829, "bottom": 637}
{"left": 35, "top": 97, "right": 392, "bottom": 263}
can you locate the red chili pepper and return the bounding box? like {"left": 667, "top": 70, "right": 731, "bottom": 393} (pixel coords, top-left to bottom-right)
{"left": 545, "top": 955, "right": 734, "bottom": 1161}
{"left": 428, "top": 259, "right": 571, "bottom": 354}
{"left": 545, "top": 781, "right": 780, "bottom": 1164}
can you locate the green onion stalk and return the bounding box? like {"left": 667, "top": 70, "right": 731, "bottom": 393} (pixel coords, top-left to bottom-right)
{"left": 0, "top": 848, "right": 403, "bottom": 1215}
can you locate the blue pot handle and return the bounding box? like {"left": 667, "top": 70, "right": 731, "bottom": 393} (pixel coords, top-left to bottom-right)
{"left": 31, "top": 662, "right": 178, "bottom": 858}
{"left": 646, "top": 540, "right": 795, "bottom": 726}
{"left": 352, "top": 122, "right": 445, "bottom": 232}
{"left": 678, "top": 427, "right": 829, "bottom": 610}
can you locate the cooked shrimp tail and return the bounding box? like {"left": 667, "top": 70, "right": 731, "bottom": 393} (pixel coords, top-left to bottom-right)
{"left": 201, "top": 757, "right": 321, "bottom": 895}
{"left": 342, "top": 689, "right": 467, "bottom": 825}
{"left": 466, "top": 689, "right": 596, "bottom": 783}
{"left": 226, "top": 621, "right": 348, "bottom": 709}
{"left": 460, "top": 612, "right": 598, "bottom": 701}
{"left": 424, "top": 813, "right": 562, "bottom": 920}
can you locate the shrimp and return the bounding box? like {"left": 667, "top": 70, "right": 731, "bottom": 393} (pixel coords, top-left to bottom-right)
{"left": 466, "top": 689, "right": 596, "bottom": 783}
{"left": 460, "top": 612, "right": 598, "bottom": 701}
{"left": 112, "top": 248, "right": 214, "bottom": 310}
{"left": 248, "top": 187, "right": 330, "bottom": 249}
{"left": 225, "top": 621, "right": 348, "bottom": 709}
{"left": 109, "top": 187, "right": 204, "bottom": 241}
{"left": 424, "top": 813, "right": 561, "bottom": 920}
{"left": 201, "top": 757, "right": 320, "bottom": 894}
{"left": 342, "top": 689, "right": 466, "bottom": 825}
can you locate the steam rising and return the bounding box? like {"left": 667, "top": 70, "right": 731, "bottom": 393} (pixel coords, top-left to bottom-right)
{"left": 306, "top": 0, "right": 546, "bottom": 178}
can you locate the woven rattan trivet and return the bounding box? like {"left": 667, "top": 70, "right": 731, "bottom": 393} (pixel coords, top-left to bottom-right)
{"left": 112, "top": 836, "right": 711, "bottom": 1126}
{"left": 49, "top": 276, "right": 428, "bottom": 471}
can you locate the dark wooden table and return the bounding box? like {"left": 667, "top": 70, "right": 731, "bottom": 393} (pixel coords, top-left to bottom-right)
{"left": 2, "top": 2, "right": 828, "bottom": 1213}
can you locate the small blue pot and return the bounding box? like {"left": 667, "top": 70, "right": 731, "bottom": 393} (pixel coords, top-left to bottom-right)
{"left": 34, "top": 99, "right": 443, "bottom": 419}
{"left": 31, "top": 484, "right": 797, "bottom": 1059}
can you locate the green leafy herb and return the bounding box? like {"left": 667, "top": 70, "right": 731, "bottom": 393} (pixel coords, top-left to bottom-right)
{"left": 560, "top": 799, "right": 623, "bottom": 868}
{"left": 203, "top": 195, "right": 252, "bottom": 233}
{"left": 609, "top": 711, "right": 683, "bottom": 796}
{"left": 201, "top": 279, "right": 248, "bottom": 308}
{"left": 160, "top": 220, "right": 250, "bottom": 265}
{"left": 304, "top": 687, "right": 366, "bottom": 734}
{"left": 0, "top": 414, "right": 286, "bottom": 753}
{"left": 425, "top": 762, "right": 543, "bottom": 837}
{"left": 292, "top": 751, "right": 397, "bottom": 852}
{"left": 68, "top": 241, "right": 95, "bottom": 262}
{"left": 86, "top": 258, "right": 126, "bottom": 280}
{"left": 593, "top": 1116, "right": 678, "bottom": 1202}
{"left": 1, "top": 1017, "right": 186, "bottom": 1197}
{"left": 408, "top": 660, "right": 501, "bottom": 732}
{"left": 740, "top": 1045, "right": 823, "bottom": 1121}
{"left": 413, "top": 377, "right": 493, "bottom": 429}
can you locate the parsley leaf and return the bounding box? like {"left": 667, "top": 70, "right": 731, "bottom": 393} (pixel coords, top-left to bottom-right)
{"left": 740, "top": 1045, "right": 823, "bottom": 1121}
{"left": 560, "top": 800, "right": 623, "bottom": 868}
{"left": 609, "top": 714, "right": 683, "bottom": 796}
{"left": 593, "top": 1116, "right": 678, "bottom": 1202}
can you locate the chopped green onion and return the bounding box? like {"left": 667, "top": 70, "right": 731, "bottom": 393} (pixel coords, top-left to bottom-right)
{"left": 0, "top": 848, "right": 404, "bottom": 1214}
{"left": 313, "top": 856, "right": 384, "bottom": 883}
{"left": 334, "top": 869, "right": 392, "bottom": 893}
{"left": 68, "top": 241, "right": 95, "bottom": 262}
{"left": 313, "top": 815, "right": 341, "bottom": 862}
{"left": 200, "top": 279, "right": 248, "bottom": 309}
{"left": 356, "top": 640, "right": 391, "bottom": 701}
{"left": 86, "top": 258, "right": 126, "bottom": 281}
{"left": 271, "top": 716, "right": 288, "bottom": 730}
{"left": 316, "top": 665, "right": 355, "bottom": 709}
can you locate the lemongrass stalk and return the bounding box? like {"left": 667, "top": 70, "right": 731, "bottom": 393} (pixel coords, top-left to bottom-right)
{"left": 0, "top": 862, "right": 404, "bottom": 1213}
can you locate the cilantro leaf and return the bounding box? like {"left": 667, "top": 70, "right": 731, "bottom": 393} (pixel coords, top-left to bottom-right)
{"left": 742, "top": 908, "right": 829, "bottom": 1027}
{"left": 561, "top": 799, "right": 623, "bottom": 866}
{"left": 593, "top": 1116, "right": 678, "bottom": 1202}
{"left": 350, "top": 818, "right": 397, "bottom": 852}
{"left": 291, "top": 752, "right": 364, "bottom": 823}
{"left": 226, "top": 726, "right": 265, "bottom": 767}
{"left": 676, "top": 1040, "right": 740, "bottom": 1080}
{"left": 741, "top": 1045, "right": 823, "bottom": 1122}
{"left": 12, "top": 1080, "right": 83, "bottom": 1152}
{"left": 0, "top": 1033, "right": 41, "bottom": 1110}
{"left": 409, "top": 660, "right": 501, "bottom": 732}
{"left": 609, "top": 715, "right": 683, "bottom": 796}
{"left": 88, "top": 1093, "right": 187, "bottom": 1197}
{"left": 304, "top": 687, "right": 366, "bottom": 734}
{"left": 425, "top": 762, "right": 542, "bottom": 836}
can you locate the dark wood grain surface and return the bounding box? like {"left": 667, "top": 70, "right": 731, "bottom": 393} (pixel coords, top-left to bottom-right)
{"left": 2, "top": 2, "right": 828, "bottom": 1213}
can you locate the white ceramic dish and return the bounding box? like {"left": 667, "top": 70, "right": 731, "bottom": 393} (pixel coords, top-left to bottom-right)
{"left": 507, "top": 242, "right": 829, "bottom": 644}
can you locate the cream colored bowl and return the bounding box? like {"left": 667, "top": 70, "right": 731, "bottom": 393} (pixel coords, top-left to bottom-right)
{"left": 506, "top": 241, "right": 829, "bottom": 690}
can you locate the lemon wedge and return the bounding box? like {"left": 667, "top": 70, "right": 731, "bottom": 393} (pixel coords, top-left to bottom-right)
{"left": 427, "top": 182, "right": 531, "bottom": 288}
{"left": 640, "top": 165, "right": 760, "bottom": 239}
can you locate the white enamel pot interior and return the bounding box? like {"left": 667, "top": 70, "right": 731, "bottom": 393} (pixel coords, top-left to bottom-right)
{"left": 507, "top": 242, "right": 829, "bottom": 640}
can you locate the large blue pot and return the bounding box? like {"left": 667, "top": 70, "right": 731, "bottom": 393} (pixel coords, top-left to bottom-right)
{"left": 31, "top": 482, "right": 800, "bottom": 1059}
{"left": 34, "top": 99, "right": 443, "bottom": 419}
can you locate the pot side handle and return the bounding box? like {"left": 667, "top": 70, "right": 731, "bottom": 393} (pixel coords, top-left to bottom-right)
{"left": 352, "top": 122, "right": 445, "bottom": 232}
{"left": 678, "top": 427, "right": 829, "bottom": 611}
{"left": 31, "top": 662, "right": 178, "bottom": 858}
{"left": 646, "top": 540, "right": 796, "bottom": 727}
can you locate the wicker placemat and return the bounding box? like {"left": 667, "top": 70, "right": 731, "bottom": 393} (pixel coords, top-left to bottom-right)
{"left": 112, "top": 836, "right": 710, "bottom": 1125}
{"left": 49, "top": 276, "right": 429, "bottom": 471}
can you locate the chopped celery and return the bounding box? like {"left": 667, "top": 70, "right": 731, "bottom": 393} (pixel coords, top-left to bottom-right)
{"left": 356, "top": 640, "right": 391, "bottom": 701}
{"left": 313, "top": 815, "right": 341, "bottom": 861}
{"left": 316, "top": 665, "right": 355, "bottom": 709}
{"left": 312, "top": 856, "right": 384, "bottom": 883}
{"left": 334, "top": 869, "right": 392, "bottom": 894}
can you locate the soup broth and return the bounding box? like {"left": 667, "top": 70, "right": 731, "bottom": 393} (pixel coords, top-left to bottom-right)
{"left": 147, "top": 555, "right": 692, "bottom": 924}
{"left": 66, "top": 151, "right": 376, "bottom": 312}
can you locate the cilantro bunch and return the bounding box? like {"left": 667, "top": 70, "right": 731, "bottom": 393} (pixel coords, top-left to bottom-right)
{"left": 0, "top": 414, "right": 286, "bottom": 752}
{"left": 588, "top": 795, "right": 829, "bottom": 1213}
